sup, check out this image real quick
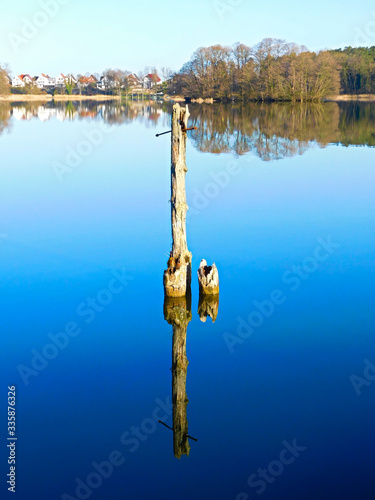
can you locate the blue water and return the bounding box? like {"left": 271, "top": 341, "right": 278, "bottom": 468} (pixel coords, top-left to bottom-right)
{"left": 1, "top": 101, "right": 374, "bottom": 500}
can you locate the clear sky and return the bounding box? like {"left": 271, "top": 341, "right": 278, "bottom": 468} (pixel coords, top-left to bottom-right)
{"left": 1, "top": 0, "right": 374, "bottom": 77}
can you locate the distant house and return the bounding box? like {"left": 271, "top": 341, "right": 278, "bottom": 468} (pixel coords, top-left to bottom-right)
{"left": 12, "top": 76, "right": 25, "bottom": 87}
{"left": 97, "top": 75, "right": 112, "bottom": 90}
{"left": 65, "top": 74, "right": 77, "bottom": 85}
{"left": 48, "top": 76, "right": 56, "bottom": 86}
{"left": 78, "top": 76, "right": 87, "bottom": 86}
{"left": 127, "top": 73, "right": 141, "bottom": 89}
{"left": 12, "top": 74, "right": 34, "bottom": 87}
{"left": 55, "top": 73, "right": 67, "bottom": 87}
{"left": 97, "top": 75, "right": 124, "bottom": 90}
{"left": 22, "top": 74, "right": 34, "bottom": 85}
{"left": 36, "top": 74, "right": 55, "bottom": 88}
{"left": 142, "top": 73, "right": 161, "bottom": 89}
{"left": 79, "top": 75, "right": 98, "bottom": 87}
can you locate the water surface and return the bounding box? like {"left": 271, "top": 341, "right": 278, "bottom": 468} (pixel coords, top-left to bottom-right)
{"left": 1, "top": 100, "right": 374, "bottom": 500}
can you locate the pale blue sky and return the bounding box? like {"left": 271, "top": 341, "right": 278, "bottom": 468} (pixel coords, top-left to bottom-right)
{"left": 1, "top": 0, "right": 374, "bottom": 77}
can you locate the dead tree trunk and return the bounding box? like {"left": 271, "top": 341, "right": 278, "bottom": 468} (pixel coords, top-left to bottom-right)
{"left": 164, "top": 103, "right": 192, "bottom": 297}
{"left": 197, "top": 259, "right": 219, "bottom": 295}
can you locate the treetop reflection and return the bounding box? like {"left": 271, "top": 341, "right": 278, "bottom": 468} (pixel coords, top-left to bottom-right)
{"left": 187, "top": 102, "right": 375, "bottom": 160}
{"left": 1, "top": 101, "right": 374, "bottom": 161}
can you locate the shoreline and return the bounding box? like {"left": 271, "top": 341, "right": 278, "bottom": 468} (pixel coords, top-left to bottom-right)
{"left": 0, "top": 94, "right": 121, "bottom": 102}
{"left": 326, "top": 94, "right": 375, "bottom": 102}
{"left": 54, "top": 95, "right": 121, "bottom": 101}
{"left": 0, "top": 94, "right": 52, "bottom": 102}
{"left": 1, "top": 93, "right": 375, "bottom": 103}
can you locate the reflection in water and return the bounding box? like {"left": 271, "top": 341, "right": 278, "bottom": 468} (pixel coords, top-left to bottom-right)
{"left": 0, "top": 101, "right": 374, "bottom": 161}
{"left": 163, "top": 295, "right": 196, "bottom": 458}
{"left": 0, "top": 102, "right": 12, "bottom": 136}
{"left": 187, "top": 102, "right": 375, "bottom": 160}
{"left": 0, "top": 100, "right": 170, "bottom": 130}
{"left": 198, "top": 294, "right": 219, "bottom": 323}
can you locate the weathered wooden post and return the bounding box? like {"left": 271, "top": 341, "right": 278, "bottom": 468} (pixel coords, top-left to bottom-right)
{"left": 197, "top": 259, "right": 219, "bottom": 295}
{"left": 163, "top": 103, "right": 192, "bottom": 297}
{"left": 163, "top": 295, "right": 192, "bottom": 458}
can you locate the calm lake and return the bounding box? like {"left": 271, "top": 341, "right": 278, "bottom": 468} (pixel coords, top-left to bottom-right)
{"left": 1, "top": 100, "right": 375, "bottom": 500}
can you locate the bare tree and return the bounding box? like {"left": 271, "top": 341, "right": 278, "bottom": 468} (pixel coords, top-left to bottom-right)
{"left": 0, "top": 64, "right": 11, "bottom": 95}
{"left": 161, "top": 67, "right": 174, "bottom": 81}
{"left": 175, "top": 40, "right": 341, "bottom": 101}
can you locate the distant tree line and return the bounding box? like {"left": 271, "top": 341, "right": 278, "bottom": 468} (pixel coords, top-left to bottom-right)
{"left": 169, "top": 39, "right": 375, "bottom": 101}
{"left": 333, "top": 46, "right": 375, "bottom": 94}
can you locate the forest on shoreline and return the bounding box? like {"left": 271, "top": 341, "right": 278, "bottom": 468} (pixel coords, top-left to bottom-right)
{"left": 170, "top": 40, "right": 375, "bottom": 102}
{"left": 1, "top": 39, "right": 375, "bottom": 103}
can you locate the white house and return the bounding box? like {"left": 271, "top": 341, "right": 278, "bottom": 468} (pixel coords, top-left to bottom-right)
{"left": 23, "top": 74, "right": 34, "bottom": 85}
{"left": 36, "top": 74, "right": 55, "bottom": 88}
{"left": 12, "top": 74, "right": 34, "bottom": 87}
{"left": 12, "top": 76, "right": 25, "bottom": 87}
{"left": 98, "top": 74, "right": 122, "bottom": 90}
{"left": 142, "top": 73, "right": 161, "bottom": 89}
{"left": 65, "top": 74, "right": 77, "bottom": 85}
{"left": 97, "top": 75, "right": 111, "bottom": 90}
{"left": 55, "top": 73, "right": 67, "bottom": 87}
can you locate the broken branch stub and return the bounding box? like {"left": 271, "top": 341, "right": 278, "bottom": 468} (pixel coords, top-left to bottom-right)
{"left": 164, "top": 103, "right": 192, "bottom": 297}
{"left": 197, "top": 259, "right": 219, "bottom": 295}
